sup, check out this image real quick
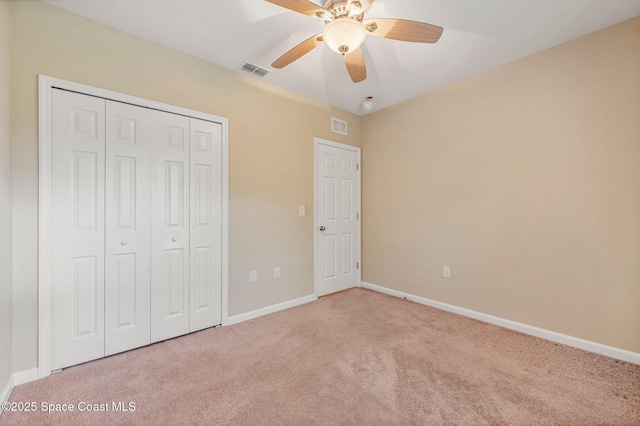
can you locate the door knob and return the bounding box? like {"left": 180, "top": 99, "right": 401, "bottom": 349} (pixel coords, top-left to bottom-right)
{"left": 319, "top": 226, "right": 326, "bottom": 231}
{"left": 121, "top": 240, "right": 128, "bottom": 246}
{"left": 172, "top": 237, "right": 178, "bottom": 242}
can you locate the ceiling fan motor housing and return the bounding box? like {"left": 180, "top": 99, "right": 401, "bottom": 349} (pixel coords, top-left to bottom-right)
{"left": 323, "top": 0, "right": 364, "bottom": 21}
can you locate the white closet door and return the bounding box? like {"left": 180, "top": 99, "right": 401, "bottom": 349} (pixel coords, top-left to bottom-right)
{"left": 150, "top": 111, "right": 190, "bottom": 342}
{"left": 104, "top": 101, "right": 152, "bottom": 356}
{"left": 51, "top": 89, "right": 106, "bottom": 370}
{"left": 189, "top": 118, "right": 222, "bottom": 331}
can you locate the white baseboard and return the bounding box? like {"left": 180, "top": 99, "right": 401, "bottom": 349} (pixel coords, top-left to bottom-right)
{"left": 12, "top": 368, "right": 39, "bottom": 386}
{"left": 228, "top": 294, "right": 318, "bottom": 326}
{"left": 0, "top": 374, "right": 14, "bottom": 412}
{"left": 359, "top": 281, "right": 640, "bottom": 365}
{"left": 0, "top": 367, "right": 41, "bottom": 414}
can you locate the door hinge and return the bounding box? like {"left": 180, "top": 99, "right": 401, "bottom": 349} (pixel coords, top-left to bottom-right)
{"left": 357, "top": 212, "right": 359, "bottom": 220}
{"left": 357, "top": 163, "right": 359, "bottom": 170}
{"left": 357, "top": 262, "right": 359, "bottom": 269}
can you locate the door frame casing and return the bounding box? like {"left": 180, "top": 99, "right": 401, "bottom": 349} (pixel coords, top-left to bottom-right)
{"left": 313, "top": 138, "right": 361, "bottom": 296}
{"left": 38, "top": 75, "right": 229, "bottom": 378}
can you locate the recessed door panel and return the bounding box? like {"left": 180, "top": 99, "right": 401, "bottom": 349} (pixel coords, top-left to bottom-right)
{"left": 166, "top": 161, "right": 185, "bottom": 228}
{"left": 341, "top": 157, "right": 353, "bottom": 171}
{"left": 189, "top": 118, "right": 222, "bottom": 332}
{"left": 73, "top": 151, "right": 98, "bottom": 231}
{"left": 324, "top": 177, "right": 337, "bottom": 221}
{"left": 167, "top": 126, "right": 185, "bottom": 150}
{"left": 324, "top": 153, "right": 336, "bottom": 169}
{"left": 341, "top": 233, "right": 353, "bottom": 276}
{"left": 341, "top": 178, "right": 353, "bottom": 220}
{"left": 105, "top": 101, "right": 151, "bottom": 356}
{"left": 194, "top": 246, "right": 212, "bottom": 311}
{"left": 51, "top": 89, "right": 106, "bottom": 370}
{"left": 166, "top": 248, "right": 185, "bottom": 317}
{"left": 194, "top": 165, "right": 211, "bottom": 228}
{"left": 194, "top": 131, "right": 212, "bottom": 154}
{"left": 324, "top": 235, "right": 337, "bottom": 280}
{"left": 151, "top": 111, "right": 190, "bottom": 342}
{"left": 114, "top": 253, "right": 136, "bottom": 328}
{"left": 115, "top": 117, "right": 137, "bottom": 144}
{"left": 114, "top": 156, "right": 136, "bottom": 230}
{"left": 72, "top": 108, "right": 98, "bottom": 139}
{"left": 73, "top": 256, "right": 98, "bottom": 337}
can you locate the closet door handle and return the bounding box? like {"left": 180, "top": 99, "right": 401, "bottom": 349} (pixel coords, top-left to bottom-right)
{"left": 172, "top": 237, "right": 178, "bottom": 242}
{"left": 121, "top": 240, "right": 128, "bottom": 246}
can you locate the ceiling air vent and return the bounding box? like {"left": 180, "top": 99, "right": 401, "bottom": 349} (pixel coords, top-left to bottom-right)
{"left": 241, "top": 62, "right": 271, "bottom": 78}
{"left": 331, "top": 118, "right": 347, "bottom": 135}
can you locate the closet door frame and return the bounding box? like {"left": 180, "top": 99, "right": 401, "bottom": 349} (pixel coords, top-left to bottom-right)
{"left": 38, "top": 75, "right": 229, "bottom": 379}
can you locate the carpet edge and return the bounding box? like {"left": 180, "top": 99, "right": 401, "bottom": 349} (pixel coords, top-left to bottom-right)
{"left": 359, "top": 281, "right": 640, "bottom": 365}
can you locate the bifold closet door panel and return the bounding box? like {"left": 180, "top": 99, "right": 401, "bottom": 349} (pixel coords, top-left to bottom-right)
{"left": 51, "top": 89, "right": 106, "bottom": 370}
{"left": 189, "top": 118, "right": 222, "bottom": 331}
{"left": 150, "top": 111, "right": 191, "bottom": 343}
{"left": 104, "top": 101, "right": 152, "bottom": 356}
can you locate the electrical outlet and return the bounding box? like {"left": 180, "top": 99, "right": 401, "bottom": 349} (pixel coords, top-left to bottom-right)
{"left": 274, "top": 267, "right": 281, "bottom": 279}
{"left": 250, "top": 270, "right": 258, "bottom": 283}
{"left": 443, "top": 266, "right": 451, "bottom": 279}
{"left": 299, "top": 205, "right": 305, "bottom": 216}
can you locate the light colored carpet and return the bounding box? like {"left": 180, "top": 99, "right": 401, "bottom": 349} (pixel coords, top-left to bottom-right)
{"left": 2, "top": 288, "right": 639, "bottom": 425}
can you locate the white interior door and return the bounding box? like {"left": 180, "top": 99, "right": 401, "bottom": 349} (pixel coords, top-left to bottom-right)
{"left": 189, "top": 118, "right": 223, "bottom": 331}
{"left": 315, "top": 140, "right": 360, "bottom": 296}
{"left": 150, "top": 110, "right": 191, "bottom": 342}
{"left": 51, "top": 89, "right": 106, "bottom": 369}
{"left": 104, "top": 101, "right": 151, "bottom": 356}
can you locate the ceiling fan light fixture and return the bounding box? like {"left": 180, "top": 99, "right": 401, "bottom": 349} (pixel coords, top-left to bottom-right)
{"left": 322, "top": 17, "right": 366, "bottom": 55}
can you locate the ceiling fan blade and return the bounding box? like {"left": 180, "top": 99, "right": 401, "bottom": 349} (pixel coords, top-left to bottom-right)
{"left": 348, "top": 0, "right": 374, "bottom": 14}
{"left": 362, "top": 18, "right": 443, "bottom": 43}
{"left": 272, "top": 33, "right": 323, "bottom": 69}
{"left": 265, "top": 0, "right": 330, "bottom": 19}
{"left": 344, "top": 47, "right": 366, "bottom": 83}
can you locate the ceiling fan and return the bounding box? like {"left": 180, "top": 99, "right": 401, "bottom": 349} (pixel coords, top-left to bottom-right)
{"left": 266, "top": 0, "right": 443, "bottom": 83}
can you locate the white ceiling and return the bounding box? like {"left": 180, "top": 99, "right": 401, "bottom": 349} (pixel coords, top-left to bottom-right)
{"left": 42, "top": 0, "right": 640, "bottom": 116}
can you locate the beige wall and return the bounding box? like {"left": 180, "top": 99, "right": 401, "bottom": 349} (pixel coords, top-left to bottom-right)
{"left": 10, "top": 1, "right": 360, "bottom": 371}
{"left": 362, "top": 17, "right": 640, "bottom": 353}
{"left": 0, "top": 0, "right": 13, "bottom": 389}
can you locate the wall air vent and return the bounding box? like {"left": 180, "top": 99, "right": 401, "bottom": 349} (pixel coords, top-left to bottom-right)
{"left": 331, "top": 118, "right": 348, "bottom": 135}
{"left": 241, "top": 62, "right": 271, "bottom": 78}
